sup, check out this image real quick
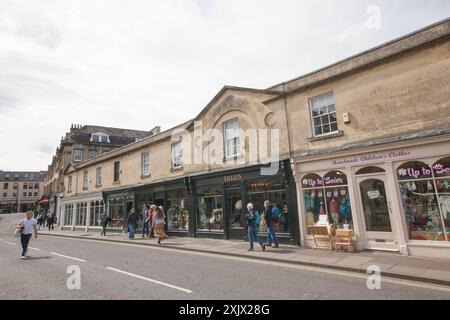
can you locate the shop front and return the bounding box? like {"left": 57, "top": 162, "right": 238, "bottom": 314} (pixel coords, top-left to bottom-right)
{"left": 60, "top": 192, "right": 105, "bottom": 232}
{"left": 295, "top": 137, "right": 450, "bottom": 257}
{"left": 192, "top": 161, "right": 299, "bottom": 244}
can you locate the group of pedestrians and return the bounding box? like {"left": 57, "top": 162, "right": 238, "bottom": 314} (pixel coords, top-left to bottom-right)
{"left": 245, "top": 200, "right": 280, "bottom": 252}
{"left": 36, "top": 210, "right": 56, "bottom": 231}
{"left": 126, "top": 204, "right": 168, "bottom": 244}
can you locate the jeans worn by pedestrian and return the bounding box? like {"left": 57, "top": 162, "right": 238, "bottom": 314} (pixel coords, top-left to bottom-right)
{"left": 21, "top": 233, "right": 32, "bottom": 256}
{"left": 128, "top": 224, "right": 135, "bottom": 240}
{"left": 248, "top": 227, "right": 265, "bottom": 251}
{"left": 266, "top": 226, "right": 279, "bottom": 247}
{"left": 142, "top": 221, "right": 149, "bottom": 237}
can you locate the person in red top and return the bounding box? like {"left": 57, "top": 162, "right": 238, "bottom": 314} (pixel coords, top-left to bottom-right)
{"left": 148, "top": 204, "right": 155, "bottom": 238}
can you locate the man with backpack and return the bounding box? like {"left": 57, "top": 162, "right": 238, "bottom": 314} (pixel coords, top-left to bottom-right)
{"left": 264, "top": 200, "right": 279, "bottom": 248}
{"left": 245, "top": 203, "right": 266, "bottom": 252}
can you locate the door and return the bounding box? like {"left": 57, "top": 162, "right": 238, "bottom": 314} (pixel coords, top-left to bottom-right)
{"left": 356, "top": 176, "right": 398, "bottom": 251}
{"left": 225, "top": 190, "right": 244, "bottom": 239}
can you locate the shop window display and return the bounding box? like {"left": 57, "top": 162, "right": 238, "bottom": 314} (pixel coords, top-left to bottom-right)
{"left": 196, "top": 195, "right": 223, "bottom": 232}
{"left": 398, "top": 160, "right": 449, "bottom": 242}
{"left": 228, "top": 195, "right": 243, "bottom": 229}
{"left": 246, "top": 178, "right": 290, "bottom": 235}
{"left": 166, "top": 191, "right": 189, "bottom": 231}
{"left": 64, "top": 204, "right": 73, "bottom": 226}
{"left": 302, "top": 172, "right": 353, "bottom": 233}
{"left": 75, "top": 202, "right": 87, "bottom": 226}
{"left": 108, "top": 198, "right": 124, "bottom": 228}
{"left": 90, "top": 200, "right": 105, "bottom": 227}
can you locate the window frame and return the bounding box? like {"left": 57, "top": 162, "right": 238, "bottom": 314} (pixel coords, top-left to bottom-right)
{"left": 309, "top": 92, "right": 339, "bottom": 138}
{"left": 113, "top": 161, "right": 120, "bottom": 182}
{"left": 88, "top": 150, "right": 98, "bottom": 160}
{"left": 141, "top": 152, "right": 150, "bottom": 177}
{"left": 73, "top": 149, "right": 84, "bottom": 162}
{"left": 67, "top": 176, "right": 73, "bottom": 193}
{"left": 96, "top": 167, "right": 102, "bottom": 186}
{"left": 223, "top": 118, "right": 241, "bottom": 159}
{"left": 171, "top": 142, "right": 183, "bottom": 170}
{"left": 83, "top": 171, "right": 89, "bottom": 190}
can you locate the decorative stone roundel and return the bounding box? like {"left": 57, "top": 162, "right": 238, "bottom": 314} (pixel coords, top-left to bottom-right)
{"left": 264, "top": 112, "right": 277, "bottom": 127}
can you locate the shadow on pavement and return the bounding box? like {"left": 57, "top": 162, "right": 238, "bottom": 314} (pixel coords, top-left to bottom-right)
{"left": 22, "top": 256, "right": 53, "bottom": 260}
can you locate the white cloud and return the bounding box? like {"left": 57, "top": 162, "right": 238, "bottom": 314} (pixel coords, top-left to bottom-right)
{"left": 0, "top": 0, "right": 449, "bottom": 170}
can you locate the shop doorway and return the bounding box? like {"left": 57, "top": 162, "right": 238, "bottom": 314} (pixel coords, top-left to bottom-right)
{"left": 356, "top": 174, "right": 398, "bottom": 251}
{"left": 225, "top": 190, "right": 244, "bottom": 239}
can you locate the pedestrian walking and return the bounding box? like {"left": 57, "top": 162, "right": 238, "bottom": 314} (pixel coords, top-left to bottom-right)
{"left": 16, "top": 211, "right": 38, "bottom": 259}
{"left": 127, "top": 208, "right": 138, "bottom": 240}
{"left": 46, "top": 211, "right": 54, "bottom": 231}
{"left": 100, "top": 212, "right": 111, "bottom": 236}
{"left": 37, "top": 213, "right": 43, "bottom": 231}
{"left": 245, "top": 203, "right": 265, "bottom": 252}
{"left": 264, "top": 200, "right": 279, "bottom": 248}
{"left": 153, "top": 206, "right": 167, "bottom": 244}
{"left": 141, "top": 204, "right": 150, "bottom": 238}
{"left": 148, "top": 204, "right": 155, "bottom": 238}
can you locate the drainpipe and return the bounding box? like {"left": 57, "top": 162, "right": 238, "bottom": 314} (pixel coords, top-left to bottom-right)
{"left": 282, "top": 82, "right": 294, "bottom": 161}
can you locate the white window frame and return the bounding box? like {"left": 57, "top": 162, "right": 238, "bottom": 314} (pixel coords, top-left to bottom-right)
{"left": 224, "top": 119, "right": 241, "bottom": 158}
{"left": 83, "top": 171, "right": 88, "bottom": 189}
{"left": 171, "top": 142, "right": 182, "bottom": 170}
{"left": 73, "top": 149, "right": 83, "bottom": 162}
{"left": 68, "top": 176, "right": 73, "bottom": 193}
{"left": 309, "top": 92, "right": 339, "bottom": 138}
{"left": 141, "top": 152, "right": 150, "bottom": 177}
{"left": 90, "top": 132, "right": 110, "bottom": 143}
{"left": 96, "top": 167, "right": 102, "bottom": 186}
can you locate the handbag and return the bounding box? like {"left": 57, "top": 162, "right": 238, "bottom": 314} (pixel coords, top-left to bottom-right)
{"left": 14, "top": 225, "right": 23, "bottom": 238}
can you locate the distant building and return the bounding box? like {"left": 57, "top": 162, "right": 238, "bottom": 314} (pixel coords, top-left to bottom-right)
{"left": 44, "top": 124, "right": 160, "bottom": 220}
{"left": 0, "top": 171, "right": 45, "bottom": 213}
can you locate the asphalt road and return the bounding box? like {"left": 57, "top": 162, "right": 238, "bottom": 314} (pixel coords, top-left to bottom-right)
{"left": 0, "top": 233, "right": 449, "bottom": 300}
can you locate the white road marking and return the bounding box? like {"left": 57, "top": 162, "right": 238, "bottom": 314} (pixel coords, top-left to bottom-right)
{"left": 50, "top": 252, "right": 86, "bottom": 262}
{"left": 106, "top": 267, "right": 193, "bottom": 294}
{"left": 28, "top": 247, "right": 40, "bottom": 251}
{"left": 4, "top": 241, "right": 17, "bottom": 246}
{"left": 40, "top": 235, "right": 450, "bottom": 293}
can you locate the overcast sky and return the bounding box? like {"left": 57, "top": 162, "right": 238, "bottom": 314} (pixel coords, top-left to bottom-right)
{"left": 0, "top": 0, "right": 449, "bottom": 171}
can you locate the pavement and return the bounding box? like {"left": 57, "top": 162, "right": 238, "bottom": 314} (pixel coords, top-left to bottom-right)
{"left": 1, "top": 232, "right": 450, "bottom": 300}
{"left": 34, "top": 228, "right": 450, "bottom": 287}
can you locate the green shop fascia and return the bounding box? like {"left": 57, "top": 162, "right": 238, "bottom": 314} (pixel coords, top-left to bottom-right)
{"left": 102, "top": 160, "right": 300, "bottom": 245}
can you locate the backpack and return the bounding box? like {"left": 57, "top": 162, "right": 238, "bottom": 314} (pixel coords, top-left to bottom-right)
{"left": 253, "top": 211, "right": 260, "bottom": 229}
{"left": 272, "top": 206, "right": 281, "bottom": 223}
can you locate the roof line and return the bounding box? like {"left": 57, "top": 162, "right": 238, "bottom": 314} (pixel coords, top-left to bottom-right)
{"left": 267, "top": 17, "right": 450, "bottom": 91}
{"left": 71, "top": 120, "right": 193, "bottom": 170}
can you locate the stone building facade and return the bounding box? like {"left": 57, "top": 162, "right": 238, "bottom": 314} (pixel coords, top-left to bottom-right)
{"left": 44, "top": 124, "right": 160, "bottom": 221}
{"left": 0, "top": 171, "right": 45, "bottom": 213}
{"left": 61, "top": 19, "right": 450, "bottom": 256}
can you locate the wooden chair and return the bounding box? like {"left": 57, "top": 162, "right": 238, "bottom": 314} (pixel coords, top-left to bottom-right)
{"left": 309, "top": 226, "right": 333, "bottom": 252}
{"left": 334, "top": 229, "right": 354, "bottom": 252}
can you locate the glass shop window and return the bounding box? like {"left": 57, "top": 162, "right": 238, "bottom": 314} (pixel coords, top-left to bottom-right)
{"left": 302, "top": 171, "right": 352, "bottom": 233}
{"left": 398, "top": 160, "right": 449, "bottom": 242}
{"left": 196, "top": 195, "right": 223, "bottom": 232}
{"left": 166, "top": 191, "right": 189, "bottom": 231}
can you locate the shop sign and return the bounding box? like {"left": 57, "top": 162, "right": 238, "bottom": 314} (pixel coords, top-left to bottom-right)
{"left": 397, "top": 166, "right": 432, "bottom": 179}
{"left": 367, "top": 190, "right": 380, "bottom": 199}
{"left": 224, "top": 174, "right": 242, "bottom": 183}
{"left": 434, "top": 164, "right": 450, "bottom": 176}
{"left": 332, "top": 150, "right": 411, "bottom": 166}
{"left": 302, "top": 178, "right": 323, "bottom": 188}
